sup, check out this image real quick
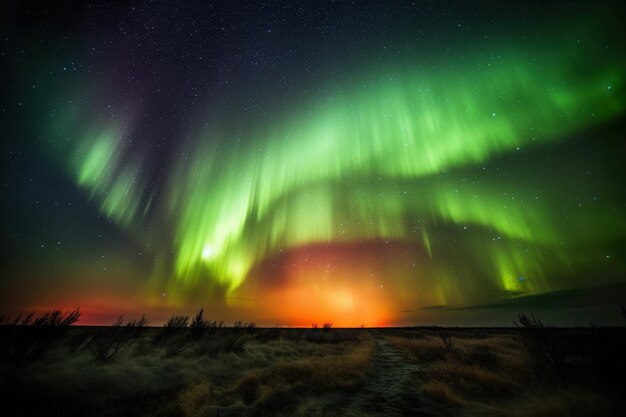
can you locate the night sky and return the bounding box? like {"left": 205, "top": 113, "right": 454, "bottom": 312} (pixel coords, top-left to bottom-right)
{"left": 2, "top": 1, "right": 626, "bottom": 326}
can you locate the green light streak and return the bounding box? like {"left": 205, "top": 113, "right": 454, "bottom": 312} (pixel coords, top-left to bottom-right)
{"left": 168, "top": 52, "right": 624, "bottom": 294}
{"left": 45, "top": 36, "right": 625, "bottom": 303}
{"left": 73, "top": 124, "right": 146, "bottom": 228}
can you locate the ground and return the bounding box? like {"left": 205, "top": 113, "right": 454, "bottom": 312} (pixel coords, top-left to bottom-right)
{"left": 1, "top": 323, "right": 625, "bottom": 416}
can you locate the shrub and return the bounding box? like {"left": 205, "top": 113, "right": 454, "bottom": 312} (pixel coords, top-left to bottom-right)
{"left": 0, "top": 308, "right": 81, "bottom": 364}
{"left": 166, "top": 315, "right": 190, "bottom": 328}
{"left": 158, "top": 315, "right": 191, "bottom": 356}
{"left": 514, "top": 313, "right": 569, "bottom": 372}
{"left": 233, "top": 321, "right": 256, "bottom": 333}
{"left": 190, "top": 308, "right": 209, "bottom": 339}
{"left": 193, "top": 320, "right": 226, "bottom": 355}
{"left": 303, "top": 328, "right": 362, "bottom": 344}
{"left": 88, "top": 314, "right": 148, "bottom": 362}
{"left": 152, "top": 314, "right": 190, "bottom": 354}
{"left": 440, "top": 332, "right": 454, "bottom": 354}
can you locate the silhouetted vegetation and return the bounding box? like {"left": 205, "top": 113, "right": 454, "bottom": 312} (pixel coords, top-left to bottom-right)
{"left": 146, "top": 310, "right": 256, "bottom": 357}
{"left": 2, "top": 309, "right": 626, "bottom": 417}
{"left": 156, "top": 314, "right": 193, "bottom": 356}
{"left": 166, "top": 314, "right": 190, "bottom": 328}
{"left": 189, "top": 308, "right": 210, "bottom": 339}
{"left": 387, "top": 311, "right": 626, "bottom": 416}
{"left": 439, "top": 332, "right": 454, "bottom": 354}
{"left": 0, "top": 308, "right": 80, "bottom": 364}
{"left": 513, "top": 313, "right": 571, "bottom": 371}
{"left": 188, "top": 308, "right": 227, "bottom": 354}
{"left": 233, "top": 320, "right": 256, "bottom": 332}
{"left": 514, "top": 313, "right": 626, "bottom": 390}
{"left": 88, "top": 315, "right": 148, "bottom": 362}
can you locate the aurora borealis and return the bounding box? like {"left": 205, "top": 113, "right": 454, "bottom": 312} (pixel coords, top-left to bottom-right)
{"left": 2, "top": 1, "right": 626, "bottom": 326}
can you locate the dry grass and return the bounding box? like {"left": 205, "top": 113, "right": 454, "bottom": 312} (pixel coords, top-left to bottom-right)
{"left": 235, "top": 337, "right": 374, "bottom": 403}
{"left": 0, "top": 327, "right": 374, "bottom": 417}
{"left": 421, "top": 379, "right": 465, "bottom": 406}
{"left": 177, "top": 382, "right": 221, "bottom": 417}
{"left": 511, "top": 389, "right": 615, "bottom": 417}
{"left": 386, "top": 333, "right": 448, "bottom": 363}
{"left": 171, "top": 335, "right": 375, "bottom": 416}
{"left": 3, "top": 323, "right": 624, "bottom": 416}
{"left": 387, "top": 328, "right": 626, "bottom": 417}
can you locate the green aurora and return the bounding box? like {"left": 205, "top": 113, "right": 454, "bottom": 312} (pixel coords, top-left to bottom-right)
{"left": 53, "top": 41, "right": 625, "bottom": 302}
{"left": 4, "top": 1, "right": 626, "bottom": 325}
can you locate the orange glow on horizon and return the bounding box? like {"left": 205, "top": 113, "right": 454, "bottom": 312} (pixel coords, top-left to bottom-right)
{"left": 262, "top": 284, "right": 393, "bottom": 327}
{"left": 5, "top": 241, "right": 429, "bottom": 327}
{"left": 229, "top": 241, "right": 414, "bottom": 327}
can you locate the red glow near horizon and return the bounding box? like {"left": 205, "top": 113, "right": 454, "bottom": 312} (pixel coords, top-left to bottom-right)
{"left": 4, "top": 241, "right": 430, "bottom": 327}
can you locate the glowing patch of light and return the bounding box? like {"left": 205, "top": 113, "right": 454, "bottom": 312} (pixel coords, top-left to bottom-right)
{"left": 201, "top": 245, "right": 215, "bottom": 260}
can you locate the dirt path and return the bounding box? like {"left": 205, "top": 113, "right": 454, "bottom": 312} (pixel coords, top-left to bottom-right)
{"left": 218, "top": 337, "right": 443, "bottom": 417}
{"left": 293, "top": 337, "right": 431, "bottom": 417}
{"left": 338, "top": 338, "right": 424, "bottom": 416}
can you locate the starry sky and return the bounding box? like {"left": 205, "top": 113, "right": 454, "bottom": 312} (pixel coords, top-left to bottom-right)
{"left": 2, "top": 1, "right": 626, "bottom": 326}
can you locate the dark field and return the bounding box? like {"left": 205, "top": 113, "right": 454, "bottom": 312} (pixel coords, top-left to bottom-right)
{"left": 1, "top": 313, "right": 625, "bottom": 417}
